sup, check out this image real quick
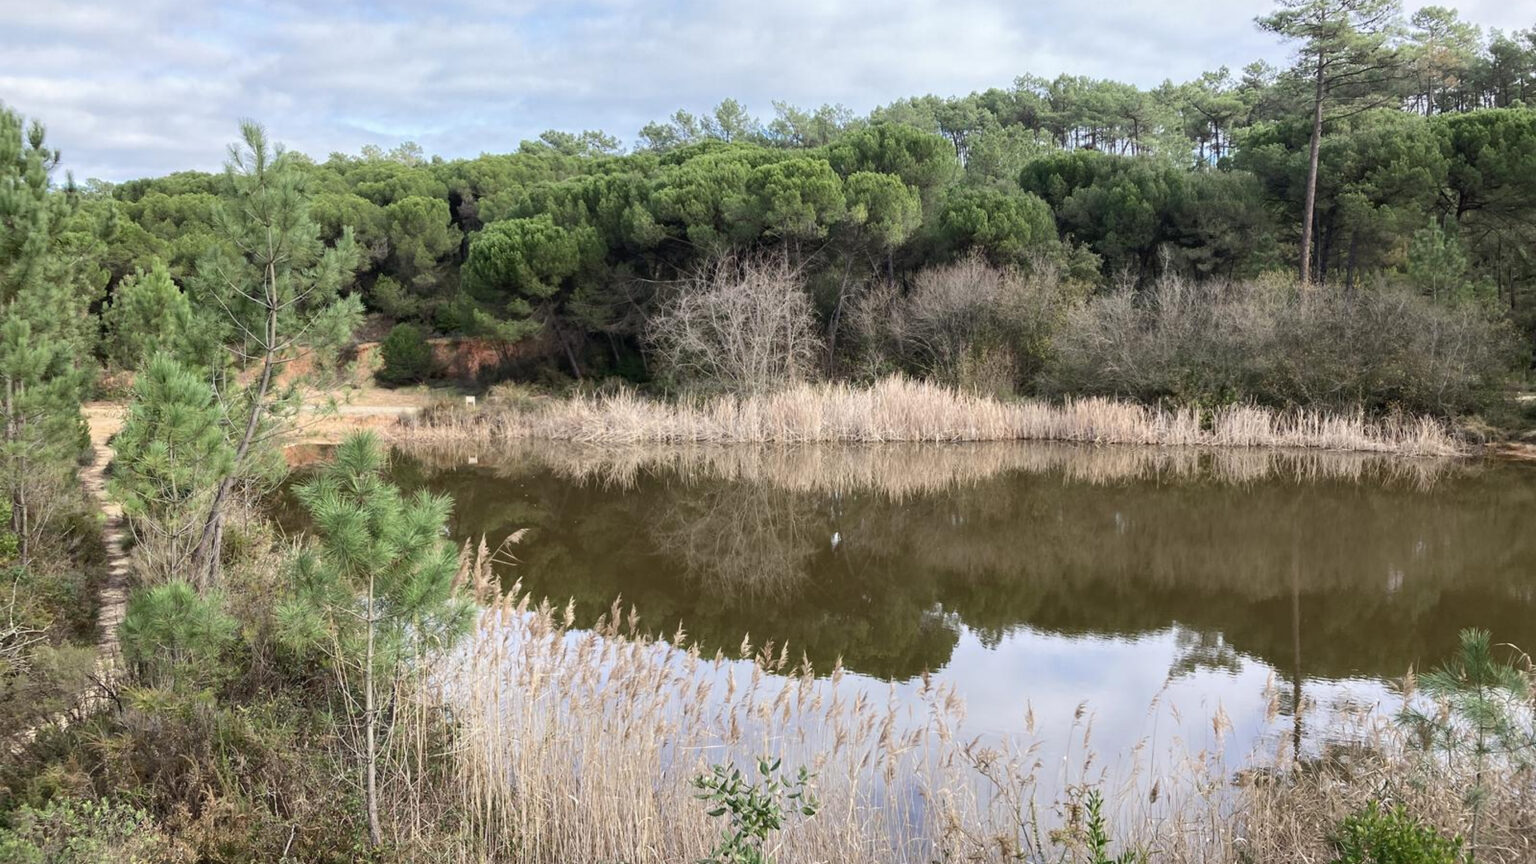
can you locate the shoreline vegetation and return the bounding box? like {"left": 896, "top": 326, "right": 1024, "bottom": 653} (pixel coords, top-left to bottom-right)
{"left": 394, "top": 377, "right": 1466, "bottom": 457}
{"left": 421, "top": 575, "right": 1536, "bottom": 863}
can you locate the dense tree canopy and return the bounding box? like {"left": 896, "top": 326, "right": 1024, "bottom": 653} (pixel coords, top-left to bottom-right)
{"left": 56, "top": 6, "right": 1536, "bottom": 388}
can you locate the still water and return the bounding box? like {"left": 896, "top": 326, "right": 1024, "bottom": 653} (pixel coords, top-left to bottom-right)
{"left": 301, "top": 442, "right": 1536, "bottom": 763}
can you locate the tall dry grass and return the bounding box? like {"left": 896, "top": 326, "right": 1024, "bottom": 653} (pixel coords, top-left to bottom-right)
{"left": 396, "top": 377, "right": 1463, "bottom": 456}
{"left": 400, "top": 576, "right": 1536, "bottom": 864}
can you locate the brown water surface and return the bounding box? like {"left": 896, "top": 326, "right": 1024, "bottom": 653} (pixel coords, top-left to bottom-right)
{"left": 282, "top": 441, "right": 1536, "bottom": 752}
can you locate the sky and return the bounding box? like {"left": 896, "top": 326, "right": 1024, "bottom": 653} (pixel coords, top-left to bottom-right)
{"left": 3, "top": 0, "right": 1534, "bottom": 181}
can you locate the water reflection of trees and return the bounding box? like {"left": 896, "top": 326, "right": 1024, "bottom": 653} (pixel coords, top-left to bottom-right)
{"left": 390, "top": 443, "right": 1536, "bottom": 684}
{"left": 653, "top": 481, "right": 820, "bottom": 599}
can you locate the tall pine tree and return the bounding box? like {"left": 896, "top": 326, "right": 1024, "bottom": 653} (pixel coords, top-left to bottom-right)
{"left": 277, "top": 432, "right": 472, "bottom": 848}
{"left": 1260, "top": 0, "right": 1406, "bottom": 284}
{"left": 0, "top": 105, "right": 92, "bottom": 566}
{"left": 110, "top": 353, "right": 235, "bottom": 580}
{"left": 189, "top": 122, "right": 363, "bottom": 584}
{"left": 102, "top": 258, "right": 213, "bottom": 371}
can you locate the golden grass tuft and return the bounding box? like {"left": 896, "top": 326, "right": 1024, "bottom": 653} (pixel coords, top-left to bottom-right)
{"left": 395, "top": 378, "right": 1464, "bottom": 457}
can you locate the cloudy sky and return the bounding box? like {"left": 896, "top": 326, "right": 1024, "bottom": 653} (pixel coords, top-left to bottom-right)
{"left": 4, "top": 0, "right": 1532, "bottom": 181}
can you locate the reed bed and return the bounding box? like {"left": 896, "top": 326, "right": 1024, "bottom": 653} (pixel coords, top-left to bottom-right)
{"left": 410, "top": 587, "right": 1536, "bottom": 864}
{"left": 396, "top": 378, "right": 1464, "bottom": 457}
{"left": 398, "top": 437, "right": 1462, "bottom": 498}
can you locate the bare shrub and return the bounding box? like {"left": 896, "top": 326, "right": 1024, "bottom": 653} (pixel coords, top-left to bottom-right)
{"left": 1045, "top": 275, "right": 1520, "bottom": 416}
{"left": 845, "top": 278, "right": 906, "bottom": 381}
{"left": 646, "top": 253, "right": 824, "bottom": 393}
{"left": 852, "top": 254, "right": 1080, "bottom": 394}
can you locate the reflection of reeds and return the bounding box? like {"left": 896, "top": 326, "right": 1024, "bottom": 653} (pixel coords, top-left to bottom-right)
{"left": 396, "top": 377, "right": 1463, "bottom": 456}
{"left": 418, "top": 583, "right": 1536, "bottom": 863}
{"left": 396, "top": 437, "right": 1462, "bottom": 499}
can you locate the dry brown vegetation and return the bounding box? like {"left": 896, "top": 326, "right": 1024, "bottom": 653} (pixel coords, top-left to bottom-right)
{"left": 396, "top": 376, "right": 1463, "bottom": 456}
{"left": 850, "top": 254, "right": 1078, "bottom": 393}
{"left": 647, "top": 254, "right": 825, "bottom": 393}
{"left": 1043, "top": 274, "right": 1521, "bottom": 418}
{"left": 397, "top": 576, "right": 1536, "bottom": 864}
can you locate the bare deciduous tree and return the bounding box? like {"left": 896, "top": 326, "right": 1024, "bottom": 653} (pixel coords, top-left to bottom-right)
{"left": 647, "top": 253, "right": 824, "bottom": 393}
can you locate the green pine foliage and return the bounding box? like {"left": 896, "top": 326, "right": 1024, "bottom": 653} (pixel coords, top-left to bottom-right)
{"left": 277, "top": 431, "right": 472, "bottom": 845}
{"left": 1396, "top": 628, "right": 1535, "bottom": 859}
{"left": 0, "top": 105, "right": 92, "bottom": 568}
{"left": 82, "top": 29, "right": 1536, "bottom": 399}
{"left": 377, "top": 322, "right": 437, "bottom": 385}
{"left": 120, "top": 579, "right": 238, "bottom": 691}
{"left": 185, "top": 122, "right": 365, "bottom": 583}
{"left": 279, "top": 431, "right": 471, "bottom": 670}
{"left": 101, "top": 258, "right": 202, "bottom": 370}
{"left": 109, "top": 353, "right": 235, "bottom": 578}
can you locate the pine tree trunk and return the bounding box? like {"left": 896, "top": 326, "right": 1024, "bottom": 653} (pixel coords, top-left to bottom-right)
{"left": 1300, "top": 58, "right": 1326, "bottom": 285}
{"left": 6, "top": 378, "right": 29, "bottom": 568}
{"left": 192, "top": 263, "right": 279, "bottom": 585}
{"left": 559, "top": 331, "right": 583, "bottom": 380}
{"left": 365, "top": 570, "right": 383, "bottom": 847}
{"left": 825, "top": 259, "right": 857, "bottom": 373}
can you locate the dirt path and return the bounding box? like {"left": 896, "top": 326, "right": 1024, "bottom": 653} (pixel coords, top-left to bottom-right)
{"left": 76, "top": 396, "right": 424, "bottom": 683}
{"left": 0, "top": 398, "right": 425, "bottom": 750}
{"left": 80, "top": 405, "right": 128, "bottom": 693}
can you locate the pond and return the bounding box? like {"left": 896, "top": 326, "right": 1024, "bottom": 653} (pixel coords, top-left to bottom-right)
{"left": 289, "top": 441, "right": 1536, "bottom": 771}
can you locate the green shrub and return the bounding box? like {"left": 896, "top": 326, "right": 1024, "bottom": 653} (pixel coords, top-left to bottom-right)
{"left": 0, "top": 798, "right": 179, "bottom": 864}
{"left": 1328, "top": 803, "right": 1462, "bottom": 864}
{"left": 121, "top": 580, "right": 238, "bottom": 691}
{"left": 694, "top": 757, "right": 818, "bottom": 864}
{"left": 377, "top": 323, "right": 437, "bottom": 385}
{"left": 0, "top": 500, "right": 18, "bottom": 563}
{"left": 1083, "top": 789, "right": 1144, "bottom": 864}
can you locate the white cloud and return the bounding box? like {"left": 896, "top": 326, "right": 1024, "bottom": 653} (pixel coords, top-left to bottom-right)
{"left": 2, "top": 0, "right": 1530, "bottom": 180}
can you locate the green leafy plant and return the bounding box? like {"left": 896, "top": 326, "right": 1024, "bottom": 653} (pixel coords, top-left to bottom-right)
{"left": 693, "top": 757, "right": 818, "bottom": 864}
{"left": 1084, "top": 789, "right": 1145, "bottom": 864}
{"left": 0, "top": 798, "right": 178, "bottom": 864}
{"left": 1328, "top": 802, "right": 1462, "bottom": 864}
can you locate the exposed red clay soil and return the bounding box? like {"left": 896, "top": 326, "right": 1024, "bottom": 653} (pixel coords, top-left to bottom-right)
{"left": 352, "top": 335, "right": 555, "bottom": 383}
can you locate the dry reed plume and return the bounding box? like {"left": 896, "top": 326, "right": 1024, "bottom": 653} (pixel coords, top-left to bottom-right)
{"left": 395, "top": 560, "right": 1535, "bottom": 863}
{"left": 396, "top": 377, "right": 1463, "bottom": 457}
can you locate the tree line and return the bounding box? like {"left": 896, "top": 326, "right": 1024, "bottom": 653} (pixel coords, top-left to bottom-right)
{"left": 50, "top": 2, "right": 1534, "bottom": 406}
